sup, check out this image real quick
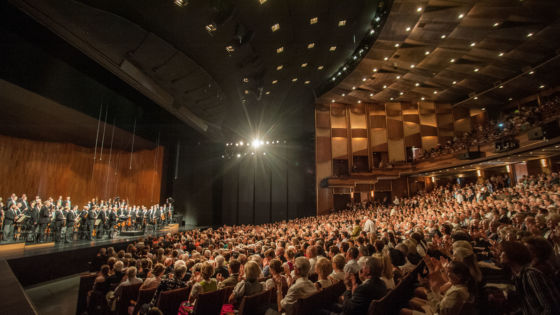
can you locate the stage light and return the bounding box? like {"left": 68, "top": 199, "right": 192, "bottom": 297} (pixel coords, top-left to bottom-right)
{"left": 236, "top": 154, "right": 241, "bottom": 158}
{"left": 239, "top": 141, "right": 244, "bottom": 146}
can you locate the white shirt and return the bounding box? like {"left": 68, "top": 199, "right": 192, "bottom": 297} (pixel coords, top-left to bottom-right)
{"left": 363, "top": 219, "right": 375, "bottom": 233}
{"left": 280, "top": 277, "right": 316, "bottom": 315}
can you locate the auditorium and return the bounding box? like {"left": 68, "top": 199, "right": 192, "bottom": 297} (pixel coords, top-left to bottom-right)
{"left": 1, "top": 0, "right": 560, "bottom": 314}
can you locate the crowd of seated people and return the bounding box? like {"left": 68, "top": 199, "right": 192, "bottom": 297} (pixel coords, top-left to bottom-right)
{"left": 86, "top": 171, "right": 560, "bottom": 315}
{"left": 415, "top": 94, "right": 560, "bottom": 161}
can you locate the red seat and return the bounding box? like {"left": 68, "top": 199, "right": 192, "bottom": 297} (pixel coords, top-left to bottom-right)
{"left": 238, "top": 289, "right": 274, "bottom": 315}
{"left": 116, "top": 282, "right": 142, "bottom": 315}
{"left": 156, "top": 286, "right": 190, "bottom": 315}
{"left": 130, "top": 287, "right": 156, "bottom": 315}
{"left": 191, "top": 288, "right": 225, "bottom": 315}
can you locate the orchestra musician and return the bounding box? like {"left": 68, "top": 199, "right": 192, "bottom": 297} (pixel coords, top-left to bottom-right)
{"left": 27, "top": 200, "right": 40, "bottom": 242}
{"left": 107, "top": 207, "right": 117, "bottom": 239}
{"left": 97, "top": 206, "right": 107, "bottom": 239}
{"left": 65, "top": 206, "right": 78, "bottom": 243}
{"left": 78, "top": 206, "right": 88, "bottom": 240}
{"left": 3, "top": 204, "right": 16, "bottom": 242}
{"left": 87, "top": 205, "right": 98, "bottom": 241}
{"left": 53, "top": 205, "right": 65, "bottom": 242}
{"left": 38, "top": 200, "right": 51, "bottom": 243}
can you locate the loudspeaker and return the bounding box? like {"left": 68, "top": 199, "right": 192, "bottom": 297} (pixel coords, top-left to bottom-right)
{"left": 456, "top": 151, "right": 482, "bottom": 160}
{"left": 528, "top": 120, "right": 560, "bottom": 140}
{"left": 528, "top": 127, "right": 543, "bottom": 140}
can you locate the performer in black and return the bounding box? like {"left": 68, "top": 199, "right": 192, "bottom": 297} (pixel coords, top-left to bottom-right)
{"left": 27, "top": 200, "right": 40, "bottom": 242}
{"left": 53, "top": 206, "right": 65, "bottom": 242}
{"left": 3, "top": 204, "right": 16, "bottom": 242}
{"left": 87, "top": 206, "right": 97, "bottom": 240}
{"left": 107, "top": 207, "right": 118, "bottom": 239}
{"left": 96, "top": 206, "right": 107, "bottom": 239}
{"left": 38, "top": 200, "right": 51, "bottom": 242}
{"left": 78, "top": 206, "right": 88, "bottom": 240}
{"left": 65, "top": 206, "right": 77, "bottom": 243}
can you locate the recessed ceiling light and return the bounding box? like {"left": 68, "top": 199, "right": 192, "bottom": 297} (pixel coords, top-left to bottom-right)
{"left": 470, "top": 42, "right": 476, "bottom": 47}
{"left": 276, "top": 46, "right": 284, "bottom": 53}
{"left": 390, "top": 97, "right": 394, "bottom": 100}
{"left": 493, "top": 22, "right": 500, "bottom": 27}
{"left": 508, "top": 97, "right": 513, "bottom": 101}
{"left": 276, "top": 65, "right": 283, "bottom": 70}
{"left": 394, "top": 43, "right": 400, "bottom": 48}
{"left": 331, "top": 99, "right": 335, "bottom": 103}
{"left": 370, "top": 93, "right": 374, "bottom": 97}
{"left": 310, "top": 17, "right": 318, "bottom": 25}
{"left": 384, "top": 57, "right": 389, "bottom": 61}
{"left": 383, "top": 85, "right": 387, "bottom": 89}
{"left": 482, "top": 107, "right": 486, "bottom": 110}
{"left": 450, "top": 58, "right": 456, "bottom": 63}
{"left": 474, "top": 96, "right": 478, "bottom": 100}
{"left": 425, "top": 51, "right": 430, "bottom": 55}
{"left": 458, "top": 13, "right": 464, "bottom": 19}
{"left": 433, "top": 90, "right": 438, "bottom": 94}
{"left": 410, "top": 64, "right": 415, "bottom": 68}
{"left": 396, "top": 75, "right": 401, "bottom": 79}
{"left": 341, "top": 93, "right": 346, "bottom": 97}
{"left": 406, "top": 26, "right": 411, "bottom": 32}
{"left": 272, "top": 80, "right": 278, "bottom": 84}
{"left": 304, "top": 80, "right": 310, "bottom": 85}
{"left": 474, "top": 68, "right": 479, "bottom": 72}
{"left": 528, "top": 70, "right": 535, "bottom": 75}
{"left": 291, "top": 78, "right": 298, "bottom": 82}
{"left": 441, "top": 34, "right": 447, "bottom": 39}
{"left": 271, "top": 23, "right": 280, "bottom": 32}
{"left": 242, "top": 77, "right": 249, "bottom": 83}
{"left": 452, "top": 81, "right": 457, "bottom": 85}
{"left": 415, "top": 82, "right": 420, "bottom": 86}
{"left": 539, "top": 84, "right": 545, "bottom": 89}
{"left": 362, "top": 77, "right": 367, "bottom": 81}
{"left": 244, "top": 90, "right": 249, "bottom": 94}
{"left": 338, "top": 20, "right": 346, "bottom": 27}
{"left": 400, "top": 91, "right": 404, "bottom": 95}
{"left": 498, "top": 52, "right": 504, "bottom": 57}
{"left": 421, "top": 96, "right": 425, "bottom": 100}
{"left": 174, "top": 0, "right": 187, "bottom": 7}
{"left": 301, "top": 63, "right": 308, "bottom": 68}
{"left": 205, "top": 24, "right": 217, "bottom": 32}
{"left": 258, "top": 0, "right": 267, "bottom": 4}
{"left": 307, "top": 43, "right": 315, "bottom": 49}
{"left": 317, "top": 65, "right": 324, "bottom": 70}
{"left": 417, "top": 7, "right": 422, "bottom": 12}
{"left": 352, "top": 86, "right": 356, "bottom": 90}
{"left": 499, "top": 85, "right": 504, "bottom": 89}
{"left": 527, "top": 32, "right": 533, "bottom": 37}
{"left": 353, "top": 55, "right": 358, "bottom": 60}
{"left": 265, "top": 91, "right": 270, "bottom": 95}
{"left": 329, "top": 46, "right": 337, "bottom": 51}
{"left": 357, "top": 100, "right": 362, "bottom": 103}
{"left": 332, "top": 77, "right": 336, "bottom": 81}
{"left": 372, "top": 68, "right": 378, "bottom": 72}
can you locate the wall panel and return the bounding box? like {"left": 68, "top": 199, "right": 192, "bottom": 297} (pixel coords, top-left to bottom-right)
{"left": 0, "top": 134, "right": 162, "bottom": 207}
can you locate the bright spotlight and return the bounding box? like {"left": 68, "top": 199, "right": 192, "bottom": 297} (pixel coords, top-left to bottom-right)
{"left": 239, "top": 141, "right": 244, "bottom": 146}
{"left": 236, "top": 154, "right": 241, "bottom": 158}
{"left": 266, "top": 141, "right": 270, "bottom": 145}
{"left": 252, "top": 139, "right": 262, "bottom": 148}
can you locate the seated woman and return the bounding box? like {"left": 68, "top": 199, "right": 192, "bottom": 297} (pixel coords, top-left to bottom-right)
{"left": 229, "top": 261, "right": 264, "bottom": 307}
{"left": 330, "top": 254, "right": 346, "bottom": 283}
{"left": 314, "top": 257, "right": 333, "bottom": 290}
{"left": 141, "top": 263, "right": 166, "bottom": 290}
{"left": 188, "top": 262, "right": 217, "bottom": 304}
{"left": 87, "top": 265, "right": 111, "bottom": 313}
{"left": 150, "top": 265, "right": 187, "bottom": 306}
{"left": 265, "top": 259, "right": 288, "bottom": 292}
{"left": 401, "top": 261, "right": 474, "bottom": 315}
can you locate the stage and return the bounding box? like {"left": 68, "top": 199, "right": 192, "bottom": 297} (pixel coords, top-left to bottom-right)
{"left": 0, "top": 224, "right": 207, "bottom": 287}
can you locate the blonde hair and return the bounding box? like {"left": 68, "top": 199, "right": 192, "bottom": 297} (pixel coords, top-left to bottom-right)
{"left": 200, "top": 262, "right": 214, "bottom": 280}
{"left": 373, "top": 252, "right": 393, "bottom": 279}
{"left": 332, "top": 254, "right": 346, "bottom": 271}
{"left": 244, "top": 261, "right": 261, "bottom": 282}
{"left": 315, "top": 257, "right": 332, "bottom": 279}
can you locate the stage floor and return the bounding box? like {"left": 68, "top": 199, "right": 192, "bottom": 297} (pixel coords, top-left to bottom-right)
{"left": 0, "top": 224, "right": 206, "bottom": 260}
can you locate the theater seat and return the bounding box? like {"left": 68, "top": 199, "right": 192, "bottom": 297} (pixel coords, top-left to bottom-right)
{"left": 190, "top": 288, "right": 226, "bottom": 315}
{"left": 156, "top": 286, "right": 190, "bottom": 315}
{"left": 293, "top": 281, "right": 344, "bottom": 315}
{"left": 116, "top": 282, "right": 142, "bottom": 315}
{"left": 238, "top": 289, "right": 274, "bottom": 315}
{"left": 130, "top": 287, "right": 156, "bottom": 315}
{"left": 76, "top": 272, "right": 97, "bottom": 315}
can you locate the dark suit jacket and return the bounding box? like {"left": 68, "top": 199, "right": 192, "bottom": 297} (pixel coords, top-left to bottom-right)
{"left": 39, "top": 206, "right": 51, "bottom": 224}
{"left": 342, "top": 277, "right": 387, "bottom": 315}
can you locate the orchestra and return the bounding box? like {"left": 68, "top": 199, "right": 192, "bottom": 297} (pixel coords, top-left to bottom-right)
{"left": 0, "top": 194, "right": 174, "bottom": 244}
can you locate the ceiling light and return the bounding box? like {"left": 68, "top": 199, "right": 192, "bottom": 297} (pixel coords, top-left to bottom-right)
{"left": 390, "top": 97, "right": 394, "bottom": 100}
{"left": 399, "top": 91, "right": 404, "bottom": 95}
{"left": 357, "top": 100, "right": 362, "bottom": 103}
{"left": 394, "top": 43, "right": 400, "bottom": 48}
{"left": 406, "top": 27, "right": 411, "bottom": 32}
{"left": 338, "top": 20, "right": 346, "bottom": 27}
{"left": 482, "top": 107, "right": 486, "bottom": 111}
{"left": 342, "top": 93, "right": 346, "bottom": 97}
{"left": 276, "top": 65, "right": 283, "bottom": 70}
{"left": 383, "top": 85, "right": 387, "bottom": 89}
{"left": 343, "top": 66, "right": 347, "bottom": 71}
{"left": 205, "top": 24, "right": 217, "bottom": 32}
{"left": 258, "top": 0, "right": 267, "bottom": 4}
{"left": 332, "top": 77, "right": 336, "bottom": 81}
{"left": 301, "top": 63, "right": 308, "bottom": 68}
{"left": 370, "top": 93, "right": 374, "bottom": 97}
{"left": 493, "top": 22, "right": 500, "bottom": 27}
{"left": 527, "top": 32, "right": 533, "bottom": 37}
{"left": 441, "top": 34, "right": 447, "bottom": 39}
{"left": 528, "top": 70, "right": 535, "bottom": 75}
{"left": 425, "top": 51, "right": 430, "bottom": 55}
{"left": 244, "top": 90, "right": 249, "bottom": 94}
{"left": 337, "top": 72, "right": 341, "bottom": 76}
{"left": 329, "top": 46, "right": 337, "bottom": 51}
{"left": 421, "top": 96, "right": 425, "bottom": 100}
{"left": 291, "top": 78, "right": 298, "bottom": 82}
{"left": 352, "top": 86, "right": 356, "bottom": 90}
{"left": 225, "top": 45, "right": 234, "bottom": 52}
{"left": 499, "top": 85, "right": 504, "bottom": 89}
{"left": 450, "top": 58, "right": 455, "bottom": 63}
{"left": 373, "top": 68, "right": 378, "bottom": 72}
{"left": 417, "top": 7, "right": 423, "bottom": 12}
{"left": 353, "top": 55, "right": 357, "bottom": 60}
{"left": 271, "top": 23, "right": 280, "bottom": 32}
{"left": 375, "top": 17, "right": 380, "bottom": 22}
{"left": 265, "top": 91, "right": 270, "bottom": 95}
{"left": 174, "top": 0, "right": 188, "bottom": 7}
{"left": 452, "top": 81, "right": 457, "bottom": 85}
{"left": 415, "top": 82, "right": 420, "bottom": 86}
{"left": 307, "top": 43, "right": 315, "bottom": 49}
{"left": 539, "top": 84, "right": 545, "bottom": 89}
{"left": 410, "top": 64, "right": 415, "bottom": 68}
{"left": 317, "top": 65, "right": 324, "bottom": 70}
{"left": 242, "top": 77, "right": 249, "bottom": 83}
{"left": 272, "top": 80, "right": 278, "bottom": 84}
{"left": 310, "top": 17, "right": 318, "bottom": 25}
{"left": 473, "top": 96, "right": 478, "bottom": 100}
{"left": 470, "top": 42, "right": 476, "bottom": 47}
{"left": 331, "top": 99, "right": 335, "bottom": 103}
{"left": 384, "top": 57, "right": 389, "bottom": 61}
{"left": 498, "top": 52, "right": 504, "bottom": 57}
{"left": 458, "top": 13, "right": 464, "bottom": 19}
{"left": 396, "top": 75, "right": 401, "bottom": 79}
{"left": 474, "top": 68, "right": 479, "bottom": 72}
{"left": 369, "top": 29, "right": 375, "bottom": 35}
{"left": 433, "top": 90, "right": 438, "bottom": 94}
{"left": 362, "top": 77, "right": 367, "bottom": 81}
{"left": 508, "top": 97, "right": 513, "bottom": 101}
{"left": 276, "top": 46, "right": 284, "bottom": 53}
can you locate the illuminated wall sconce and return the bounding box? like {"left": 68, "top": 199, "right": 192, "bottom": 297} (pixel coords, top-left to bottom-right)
{"left": 476, "top": 169, "right": 482, "bottom": 177}
{"left": 431, "top": 176, "right": 436, "bottom": 182}
{"left": 541, "top": 159, "right": 548, "bottom": 167}
{"left": 506, "top": 165, "right": 511, "bottom": 172}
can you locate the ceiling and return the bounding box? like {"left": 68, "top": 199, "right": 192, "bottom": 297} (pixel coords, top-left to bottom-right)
{"left": 318, "top": 0, "right": 560, "bottom": 110}
{"left": 8, "top": 0, "right": 388, "bottom": 141}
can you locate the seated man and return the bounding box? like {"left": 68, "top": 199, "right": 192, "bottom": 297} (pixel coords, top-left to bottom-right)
{"left": 274, "top": 256, "right": 317, "bottom": 315}
{"left": 341, "top": 256, "right": 387, "bottom": 315}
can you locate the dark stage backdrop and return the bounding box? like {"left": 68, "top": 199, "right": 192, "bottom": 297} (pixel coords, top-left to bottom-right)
{"left": 0, "top": 134, "right": 163, "bottom": 207}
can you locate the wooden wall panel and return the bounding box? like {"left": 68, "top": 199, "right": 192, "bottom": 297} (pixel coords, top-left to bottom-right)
{"left": 316, "top": 137, "right": 332, "bottom": 163}
{"left": 316, "top": 111, "right": 330, "bottom": 129}
{"left": 0, "top": 134, "right": 163, "bottom": 207}
{"left": 332, "top": 138, "right": 348, "bottom": 159}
